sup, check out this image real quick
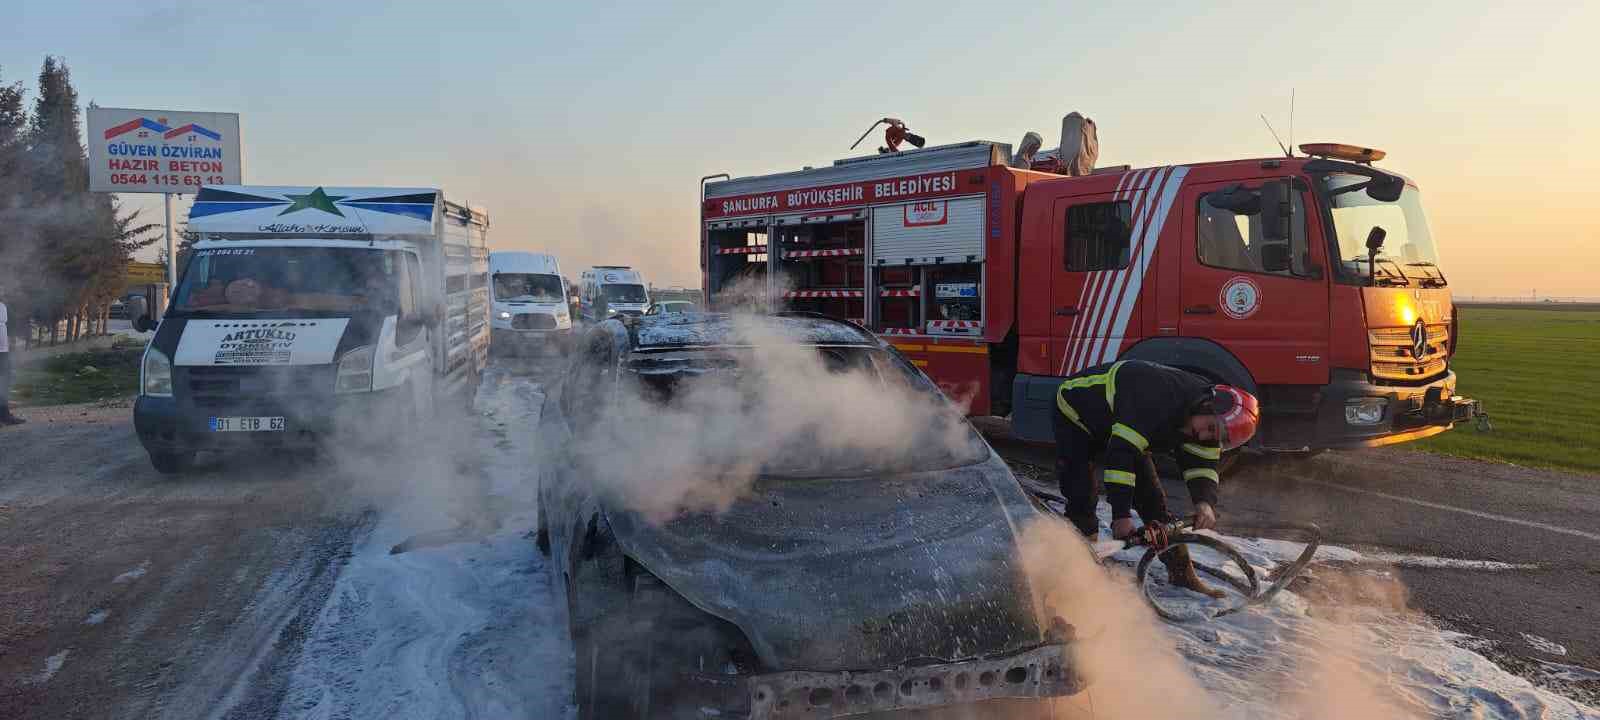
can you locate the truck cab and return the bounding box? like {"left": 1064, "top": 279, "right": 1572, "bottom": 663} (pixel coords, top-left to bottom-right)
{"left": 488, "top": 251, "right": 571, "bottom": 355}
{"left": 133, "top": 185, "right": 490, "bottom": 473}
{"left": 1009, "top": 146, "right": 1477, "bottom": 450}
{"left": 579, "top": 266, "right": 650, "bottom": 321}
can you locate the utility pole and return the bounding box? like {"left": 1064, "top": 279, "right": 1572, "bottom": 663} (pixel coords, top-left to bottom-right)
{"left": 164, "top": 193, "right": 176, "bottom": 287}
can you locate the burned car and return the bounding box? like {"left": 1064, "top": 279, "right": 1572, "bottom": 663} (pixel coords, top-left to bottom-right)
{"left": 537, "top": 312, "right": 1081, "bottom": 719}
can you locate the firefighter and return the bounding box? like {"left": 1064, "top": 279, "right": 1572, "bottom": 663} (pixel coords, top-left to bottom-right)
{"left": 1054, "top": 360, "right": 1259, "bottom": 596}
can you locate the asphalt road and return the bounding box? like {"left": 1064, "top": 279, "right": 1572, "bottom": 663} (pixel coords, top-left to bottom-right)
{"left": 983, "top": 423, "right": 1600, "bottom": 705}
{"left": 0, "top": 399, "right": 366, "bottom": 720}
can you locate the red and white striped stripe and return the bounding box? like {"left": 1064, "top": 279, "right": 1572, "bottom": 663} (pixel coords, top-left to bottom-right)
{"left": 928, "top": 320, "right": 981, "bottom": 329}
{"left": 1059, "top": 166, "right": 1190, "bottom": 376}
{"left": 879, "top": 286, "right": 920, "bottom": 297}
{"left": 714, "top": 245, "right": 768, "bottom": 255}
{"left": 880, "top": 327, "right": 920, "bottom": 335}
{"left": 784, "top": 247, "right": 863, "bottom": 259}
{"left": 784, "top": 289, "right": 863, "bottom": 298}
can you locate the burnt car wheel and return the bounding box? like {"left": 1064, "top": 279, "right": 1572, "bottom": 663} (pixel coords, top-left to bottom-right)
{"left": 568, "top": 533, "right": 746, "bottom": 719}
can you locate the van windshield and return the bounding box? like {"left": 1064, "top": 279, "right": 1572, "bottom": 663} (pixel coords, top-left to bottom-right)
{"left": 172, "top": 247, "right": 398, "bottom": 315}
{"left": 494, "top": 273, "right": 564, "bottom": 302}
{"left": 603, "top": 284, "right": 648, "bottom": 303}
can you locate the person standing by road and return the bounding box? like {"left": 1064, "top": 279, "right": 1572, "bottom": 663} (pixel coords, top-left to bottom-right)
{"left": 1054, "top": 359, "right": 1258, "bottom": 595}
{"left": 0, "top": 291, "right": 24, "bottom": 426}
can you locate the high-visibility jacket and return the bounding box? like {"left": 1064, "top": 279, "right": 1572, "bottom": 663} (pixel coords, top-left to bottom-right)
{"left": 1056, "top": 360, "right": 1222, "bottom": 517}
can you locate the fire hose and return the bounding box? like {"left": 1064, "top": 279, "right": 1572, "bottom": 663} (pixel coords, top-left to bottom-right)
{"left": 1105, "top": 519, "right": 1323, "bottom": 623}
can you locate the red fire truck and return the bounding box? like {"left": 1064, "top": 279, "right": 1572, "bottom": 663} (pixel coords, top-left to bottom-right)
{"left": 699, "top": 117, "right": 1481, "bottom": 451}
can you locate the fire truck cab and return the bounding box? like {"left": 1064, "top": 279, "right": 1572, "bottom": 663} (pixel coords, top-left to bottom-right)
{"left": 700, "top": 124, "right": 1480, "bottom": 452}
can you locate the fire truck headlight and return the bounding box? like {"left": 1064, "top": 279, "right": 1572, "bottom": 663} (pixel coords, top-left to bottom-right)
{"left": 498, "top": 311, "right": 512, "bottom": 320}
{"left": 1345, "top": 398, "right": 1388, "bottom": 426}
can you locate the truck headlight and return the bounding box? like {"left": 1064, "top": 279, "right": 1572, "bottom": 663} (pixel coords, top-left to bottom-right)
{"left": 336, "top": 345, "right": 375, "bottom": 394}
{"left": 1345, "top": 398, "right": 1388, "bottom": 426}
{"left": 607, "top": 308, "right": 617, "bottom": 315}
{"left": 498, "top": 311, "right": 512, "bottom": 320}
{"left": 141, "top": 347, "right": 173, "bottom": 397}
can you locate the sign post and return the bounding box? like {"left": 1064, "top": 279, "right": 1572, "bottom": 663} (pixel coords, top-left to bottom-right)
{"left": 85, "top": 107, "right": 242, "bottom": 289}
{"left": 164, "top": 193, "right": 175, "bottom": 286}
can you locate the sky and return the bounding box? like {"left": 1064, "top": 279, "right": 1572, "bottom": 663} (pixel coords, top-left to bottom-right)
{"left": 3, "top": 0, "right": 1596, "bottom": 297}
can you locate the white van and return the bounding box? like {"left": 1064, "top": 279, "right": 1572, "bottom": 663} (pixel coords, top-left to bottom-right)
{"left": 134, "top": 185, "right": 490, "bottom": 473}
{"left": 489, "top": 251, "right": 572, "bottom": 355}
{"left": 579, "top": 266, "right": 649, "bottom": 322}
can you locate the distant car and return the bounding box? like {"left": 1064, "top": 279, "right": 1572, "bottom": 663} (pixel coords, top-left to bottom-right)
{"left": 538, "top": 312, "right": 1082, "bottom": 719}
{"left": 108, "top": 293, "right": 141, "bottom": 319}
{"left": 643, "top": 300, "right": 697, "bottom": 315}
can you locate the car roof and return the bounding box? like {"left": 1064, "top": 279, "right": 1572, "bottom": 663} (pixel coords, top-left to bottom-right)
{"left": 619, "top": 312, "right": 879, "bottom": 351}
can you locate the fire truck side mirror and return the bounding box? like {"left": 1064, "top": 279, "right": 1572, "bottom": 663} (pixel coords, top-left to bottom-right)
{"left": 1259, "top": 180, "right": 1292, "bottom": 243}
{"left": 1365, "top": 226, "right": 1387, "bottom": 253}
{"left": 1366, "top": 173, "right": 1405, "bottom": 202}
{"left": 1260, "top": 243, "right": 1292, "bottom": 273}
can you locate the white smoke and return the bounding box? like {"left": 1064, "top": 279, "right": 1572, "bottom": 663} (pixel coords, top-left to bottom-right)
{"left": 560, "top": 312, "right": 984, "bottom": 523}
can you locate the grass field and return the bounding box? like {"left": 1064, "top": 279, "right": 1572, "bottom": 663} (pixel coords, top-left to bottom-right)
{"left": 13, "top": 342, "right": 144, "bottom": 406}
{"left": 1415, "top": 305, "right": 1600, "bottom": 474}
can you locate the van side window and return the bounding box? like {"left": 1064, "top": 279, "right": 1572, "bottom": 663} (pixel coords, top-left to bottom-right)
{"left": 1197, "top": 189, "right": 1310, "bottom": 277}
{"left": 1065, "top": 201, "right": 1133, "bottom": 271}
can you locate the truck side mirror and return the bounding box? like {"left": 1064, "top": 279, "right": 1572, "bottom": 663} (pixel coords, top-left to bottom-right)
{"left": 1365, "top": 226, "right": 1387, "bottom": 253}
{"left": 1365, "top": 226, "right": 1388, "bottom": 283}
{"left": 1259, "top": 180, "right": 1292, "bottom": 243}
{"left": 1260, "top": 242, "right": 1292, "bottom": 273}
{"left": 129, "top": 296, "right": 152, "bottom": 332}
{"left": 1366, "top": 174, "right": 1404, "bottom": 202}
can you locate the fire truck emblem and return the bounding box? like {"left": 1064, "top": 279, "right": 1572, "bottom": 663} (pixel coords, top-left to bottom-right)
{"left": 1411, "top": 319, "right": 1429, "bottom": 358}
{"left": 1220, "top": 277, "right": 1261, "bottom": 319}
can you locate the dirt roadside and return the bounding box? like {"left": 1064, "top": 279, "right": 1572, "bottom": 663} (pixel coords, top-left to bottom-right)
{"left": 0, "top": 399, "right": 363, "bottom": 720}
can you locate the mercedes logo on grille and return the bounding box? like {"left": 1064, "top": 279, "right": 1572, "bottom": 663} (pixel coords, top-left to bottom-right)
{"left": 1410, "top": 319, "right": 1429, "bottom": 359}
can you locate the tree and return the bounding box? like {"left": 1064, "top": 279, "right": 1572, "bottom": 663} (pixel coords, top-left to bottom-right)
{"left": 0, "top": 66, "right": 34, "bottom": 342}
{"left": 18, "top": 57, "right": 157, "bottom": 341}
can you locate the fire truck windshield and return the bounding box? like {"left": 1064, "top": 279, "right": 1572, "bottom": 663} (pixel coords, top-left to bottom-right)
{"left": 1322, "top": 173, "right": 1443, "bottom": 286}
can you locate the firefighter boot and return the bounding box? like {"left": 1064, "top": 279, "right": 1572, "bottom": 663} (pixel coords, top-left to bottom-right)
{"left": 1162, "top": 545, "right": 1225, "bottom": 599}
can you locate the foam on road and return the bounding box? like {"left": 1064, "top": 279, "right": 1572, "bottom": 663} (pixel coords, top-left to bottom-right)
{"left": 1095, "top": 516, "right": 1600, "bottom": 719}
{"left": 275, "top": 368, "right": 573, "bottom": 720}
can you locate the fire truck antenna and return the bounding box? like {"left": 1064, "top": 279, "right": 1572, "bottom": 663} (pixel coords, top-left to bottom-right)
{"left": 1289, "top": 88, "right": 1296, "bottom": 156}
{"left": 1260, "top": 114, "right": 1291, "bottom": 158}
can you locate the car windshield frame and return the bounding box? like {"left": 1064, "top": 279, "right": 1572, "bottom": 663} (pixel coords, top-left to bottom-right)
{"left": 169, "top": 246, "right": 400, "bottom": 317}
{"left": 493, "top": 272, "right": 565, "bottom": 302}
{"left": 1315, "top": 172, "right": 1444, "bottom": 287}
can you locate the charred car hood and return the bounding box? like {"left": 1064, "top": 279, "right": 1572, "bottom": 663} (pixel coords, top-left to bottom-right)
{"left": 604, "top": 451, "right": 1051, "bottom": 672}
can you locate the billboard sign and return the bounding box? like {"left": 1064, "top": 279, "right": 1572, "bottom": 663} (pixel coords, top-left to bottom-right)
{"left": 125, "top": 261, "right": 167, "bottom": 285}
{"left": 87, "top": 107, "right": 241, "bottom": 194}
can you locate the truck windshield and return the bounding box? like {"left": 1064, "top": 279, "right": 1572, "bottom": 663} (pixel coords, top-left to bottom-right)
{"left": 172, "top": 247, "right": 398, "bottom": 315}
{"left": 1321, "top": 173, "right": 1444, "bottom": 286}
{"left": 603, "top": 284, "right": 648, "bottom": 303}
{"left": 494, "top": 273, "right": 564, "bottom": 302}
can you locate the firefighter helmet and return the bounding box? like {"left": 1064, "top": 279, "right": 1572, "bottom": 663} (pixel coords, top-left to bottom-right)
{"left": 1210, "top": 385, "right": 1260, "bottom": 451}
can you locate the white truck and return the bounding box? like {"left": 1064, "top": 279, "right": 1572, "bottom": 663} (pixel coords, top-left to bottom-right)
{"left": 578, "top": 266, "right": 650, "bottom": 322}
{"left": 132, "top": 185, "right": 491, "bottom": 473}
{"left": 488, "top": 251, "right": 572, "bottom": 355}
